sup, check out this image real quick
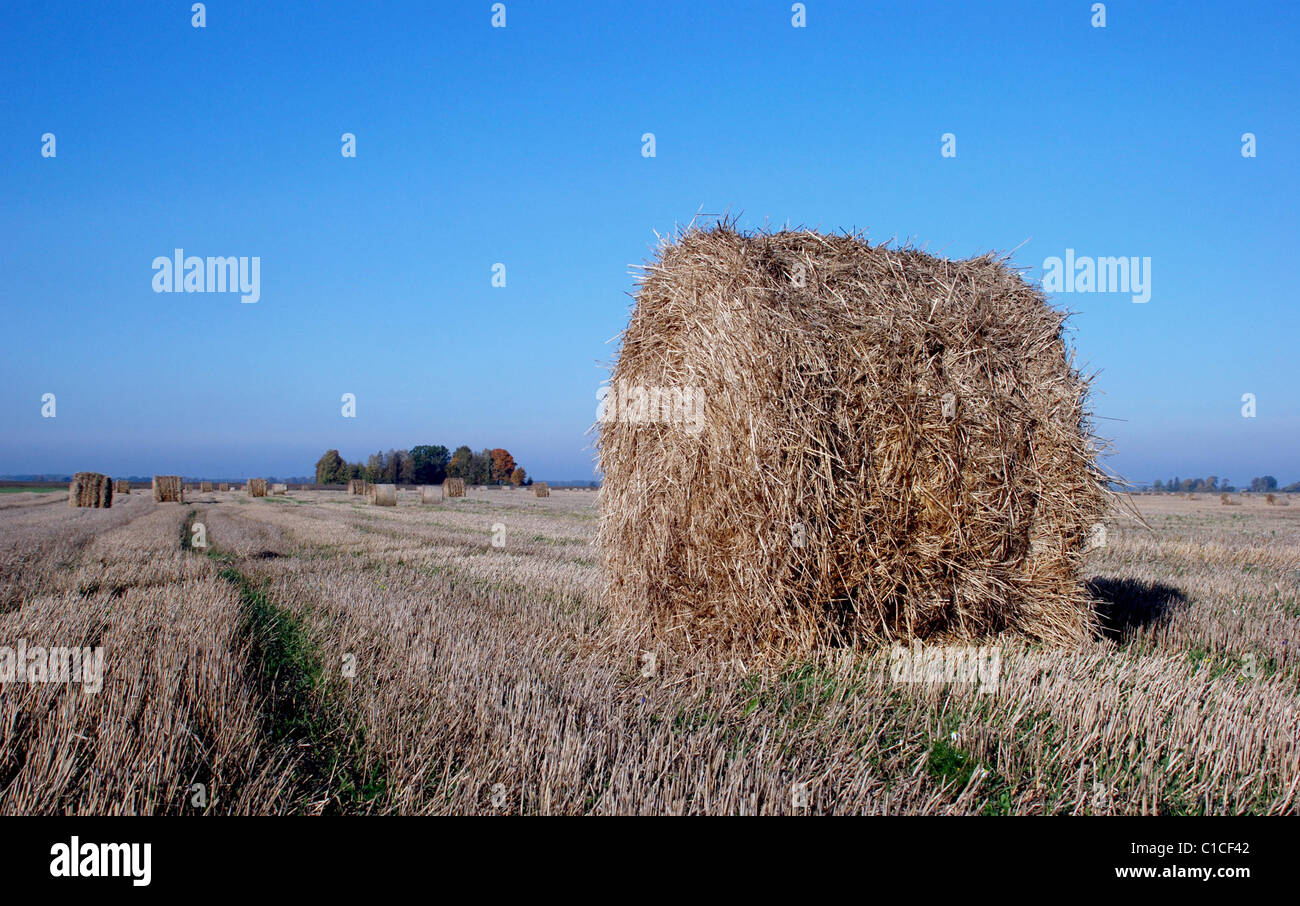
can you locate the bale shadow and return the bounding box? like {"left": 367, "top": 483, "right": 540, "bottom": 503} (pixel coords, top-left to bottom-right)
{"left": 1087, "top": 577, "right": 1188, "bottom": 642}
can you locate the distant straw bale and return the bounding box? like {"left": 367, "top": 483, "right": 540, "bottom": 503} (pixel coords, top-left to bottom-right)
{"left": 113, "top": 480, "right": 130, "bottom": 495}
{"left": 443, "top": 478, "right": 466, "bottom": 499}
{"left": 69, "top": 472, "right": 112, "bottom": 508}
{"left": 372, "top": 483, "right": 397, "bottom": 506}
{"left": 271, "top": 483, "right": 287, "bottom": 495}
{"left": 248, "top": 479, "right": 267, "bottom": 498}
{"left": 200, "top": 481, "right": 213, "bottom": 493}
{"left": 152, "top": 475, "right": 183, "bottom": 503}
{"left": 420, "top": 486, "right": 439, "bottom": 504}
{"left": 597, "top": 224, "right": 1110, "bottom": 658}
{"left": 349, "top": 479, "right": 365, "bottom": 495}
{"left": 533, "top": 482, "right": 550, "bottom": 498}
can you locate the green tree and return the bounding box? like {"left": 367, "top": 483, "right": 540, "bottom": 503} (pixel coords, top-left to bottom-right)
{"left": 365, "top": 451, "right": 387, "bottom": 483}
{"left": 470, "top": 449, "right": 492, "bottom": 485}
{"left": 383, "top": 449, "right": 412, "bottom": 484}
{"left": 410, "top": 445, "right": 451, "bottom": 484}
{"left": 315, "top": 449, "right": 346, "bottom": 484}
{"left": 447, "top": 446, "right": 474, "bottom": 480}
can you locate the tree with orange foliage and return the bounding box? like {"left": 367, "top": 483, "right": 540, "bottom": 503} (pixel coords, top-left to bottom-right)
{"left": 489, "top": 448, "right": 517, "bottom": 484}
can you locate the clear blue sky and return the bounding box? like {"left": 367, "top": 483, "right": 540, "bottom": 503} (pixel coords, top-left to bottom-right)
{"left": 1, "top": 1, "right": 1296, "bottom": 484}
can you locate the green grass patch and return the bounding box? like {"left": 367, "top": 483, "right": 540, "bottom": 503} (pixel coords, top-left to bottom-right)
{"left": 925, "top": 736, "right": 1014, "bottom": 815}
{"left": 208, "top": 549, "right": 389, "bottom": 813}
{"left": 179, "top": 507, "right": 198, "bottom": 551}
{"left": 1184, "top": 644, "right": 1278, "bottom": 682}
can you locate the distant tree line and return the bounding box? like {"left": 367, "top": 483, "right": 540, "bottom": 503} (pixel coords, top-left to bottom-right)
{"left": 314, "top": 446, "right": 528, "bottom": 487}
{"left": 1154, "top": 476, "right": 1230, "bottom": 493}
{"left": 1153, "top": 475, "right": 1298, "bottom": 493}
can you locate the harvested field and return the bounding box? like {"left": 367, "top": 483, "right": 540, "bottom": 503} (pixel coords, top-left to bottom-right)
{"left": 0, "top": 489, "right": 1295, "bottom": 815}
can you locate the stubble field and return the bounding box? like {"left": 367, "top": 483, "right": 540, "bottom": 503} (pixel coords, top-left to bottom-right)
{"left": 1, "top": 487, "right": 1296, "bottom": 814}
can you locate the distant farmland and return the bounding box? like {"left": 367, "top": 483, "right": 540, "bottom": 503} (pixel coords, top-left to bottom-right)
{"left": 0, "top": 483, "right": 65, "bottom": 494}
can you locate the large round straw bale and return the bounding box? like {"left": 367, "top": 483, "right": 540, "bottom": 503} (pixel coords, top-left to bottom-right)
{"left": 372, "top": 483, "right": 397, "bottom": 506}
{"left": 597, "top": 225, "right": 1109, "bottom": 656}
{"left": 248, "top": 478, "right": 267, "bottom": 498}
{"left": 533, "top": 482, "right": 550, "bottom": 498}
{"left": 69, "top": 472, "right": 112, "bottom": 508}
{"left": 420, "top": 485, "right": 439, "bottom": 504}
{"left": 443, "top": 478, "right": 466, "bottom": 499}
